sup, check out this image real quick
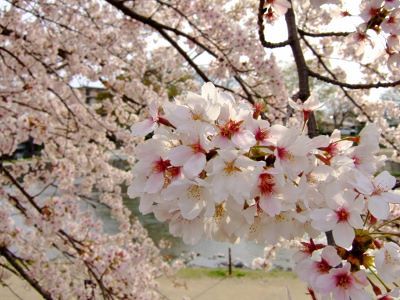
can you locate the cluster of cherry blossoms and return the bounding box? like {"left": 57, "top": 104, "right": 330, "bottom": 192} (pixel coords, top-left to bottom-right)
{"left": 350, "top": 0, "right": 400, "bottom": 71}
{"left": 130, "top": 82, "right": 400, "bottom": 299}
{"left": 265, "top": 0, "right": 400, "bottom": 74}
{"left": 294, "top": 242, "right": 400, "bottom": 300}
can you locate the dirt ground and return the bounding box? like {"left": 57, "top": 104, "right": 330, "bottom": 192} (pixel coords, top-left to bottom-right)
{"left": 0, "top": 272, "right": 310, "bottom": 300}
{"left": 157, "top": 276, "right": 310, "bottom": 300}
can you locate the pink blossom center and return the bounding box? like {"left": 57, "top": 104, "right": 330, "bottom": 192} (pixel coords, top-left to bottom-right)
{"left": 166, "top": 166, "right": 181, "bottom": 178}
{"left": 191, "top": 143, "right": 206, "bottom": 154}
{"left": 341, "top": 11, "right": 351, "bottom": 17}
{"left": 325, "top": 143, "right": 338, "bottom": 156}
{"left": 253, "top": 103, "right": 264, "bottom": 118}
{"left": 258, "top": 173, "right": 275, "bottom": 195}
{"left": 336, "top": 208, "right": 349, "bottom": 222}
{"left": 356, "top": 32, "right": 367, "bottom": 42}
{"left": 316, "top": 259, "right": 331, "bottom": 273}
{"left": 352, "top": 156, "right": 361, "bottom": 166}
{"left": 219, "top": 120, "right": 243, "bottom": 138}
{"left": 300, "top": 240, "right": 324, "bottom": 255}
{"left": 264, "top": 8, "right": 277, "bottom": 21}
{"left": 369, "top": 7, "right": 380, "bottom": 17}
{"left": 153, "top": 158, "right": 171, "bottom": 173}
{"left": 277, "top": 147, "right": 291, "bottom": 160}
{"left": 335, "top": 273, "right": 352, "bottom": 289}
{"left": 387, "top": 15, "right": 396, "bottom": 25}
{"left": 255, "top": 128, "right": 269, "bottom": 142}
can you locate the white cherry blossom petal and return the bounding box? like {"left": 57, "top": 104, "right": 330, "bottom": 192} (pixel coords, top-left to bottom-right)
{"left": 131, "top": 118, "right": 157, "bottom": 137}
{"left": 384, "top": 191, "right": 400, "bottom": 203}
{"left": 168, "top": 145, "right": 193, "bottom": 166}
{"left": 333, "top": 222, "right": 355, "bottom": 249}
{"left": 374, "top": 170, "right": 396, "bottom": 190}
{"left": 308, "top": 135, "right": 330, "bottom": 149}
{"left": 315, "top": 274, "right": 336, "bottom": 294}
{"left": 139, "top": 194, "right": 154, "bottom": 214}
{"left": 259, "top": 195, "right": 281, "bottom": 217}
{"left": 179, "top": 198, "right": 202, "bottom": 220}
{"left": 368, "top": 195, "right": 390, "bottom": 220}
{"left": 144, "top": 172, "right": 164, "bottom": 194}
{"left": 310, "top": 209, "right": 337, "bottom": 231}
{"left": 348, "top": 212, "right": 364, "bottom": 229}
{"left": 183, "top": 153, "right": 206, "bottom": 178}
{"left": 351, "top": 171, "right": 374, "bottom": 195}
{"left": 231, "top": 130, "right": 256, "bottom": 149}
{"left": 321, "top": 246, "right": 342, "bottom": 267}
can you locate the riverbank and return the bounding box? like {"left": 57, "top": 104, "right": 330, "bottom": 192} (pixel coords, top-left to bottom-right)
{"left": 0, "top": 268, "right": 309, "bottom": 299}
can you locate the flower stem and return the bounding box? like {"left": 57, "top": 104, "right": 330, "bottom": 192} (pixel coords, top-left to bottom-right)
{"left": 368, "top": 267, "right": 391, "bottom": 293}
{"left": 375, "top": 216, "right": 400, "bottom": 230}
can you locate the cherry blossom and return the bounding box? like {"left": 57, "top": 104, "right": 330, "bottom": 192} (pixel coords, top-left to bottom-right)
{"left": 130, "top": 100, "right": 160, "bottom": 137}
{"left": 295, "top": 245, "right": 342, "bottom": 287}
{"left": 289, "top": 95, "right": 323, "bottom": 122}
{"left": 310, "top": 190, "right": 364, "bottom": 248}
{"left": 264, "top": 0, "right": 291, "bottom": 18}
{"left": 375, "top": 242, "right": 400, "bottom": 282}
{"left": 316, "top": 263, "right": 369, "bottom": 300}
{"left": 350, "top": 170, "right": 400, "bottom": 219}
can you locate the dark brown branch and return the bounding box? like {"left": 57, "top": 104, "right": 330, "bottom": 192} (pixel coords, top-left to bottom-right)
{"left": 285, "top": 4, "right": 310, "bottom": 101}
{"left": 285, "top": 2, "right": 316, "bottom": 135}
{"left": 105, "top": 0, "right": 219, "bottom": 58}
{"left": 1, "top": 166, "right": 116, "bottom": 299}
{"left": 394, "top": 180, "right": 400, "bottom": 190}
{"left": 233, "top": 75, "right": 255, "bottom": 104}
{"left": 258, "top": 0, "right": 290, "bottom": 49}
{"left": 105, "top": 0, "right": 211, "bottom": 83}
{"left": 158, "top": 30, "right": 210, "bottom": 82}
{"left": 1, "top": 165, "right": 43, "bottom": 212}
{"left": 308, "top": 69, "right": 400, "bottom": 89}
{"left": 297, "top": 28, "right": 351, "bottom": 37}
{"left": 301, "top": 36, "right": 400, "bottom": 151}
{"left": 5, "top": 0, "right": 84, "bottom": 36}
{"left": 0, "top": 247, "right": 53, "bottom": 300}
{"left": 0, "top": 46, "right": 34, "bottom": 77}
{"left": 105, "top": 0, "right": 260, "bottom": 104}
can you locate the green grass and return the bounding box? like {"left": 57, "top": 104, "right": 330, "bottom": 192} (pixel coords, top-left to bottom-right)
{"left": 389, "top": 170, "right": 400, "bottom": 178}
{"left": 175, "top": 267, "right": 297, "bottom": 280}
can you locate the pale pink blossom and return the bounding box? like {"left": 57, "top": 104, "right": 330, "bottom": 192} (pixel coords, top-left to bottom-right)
{"left": 131, "top": 100, "right": 160, "bottom": 137}
{"left": 264, "top": 0, "right": 291, "bottom": 17}
{"left": 315, "top": 263, "right": 369, "bottom": 300}
{"left": 288, "top": 95, "right": 323, "bottom": 121}
{"left": 213, "top": 104, "right": 256, "bottom": 150}
{"left": 375, "top": 242, "right": 400, "bottom": 282}
{"left": 167, "top": 131, "right": 211, "bottom": 178}
{"left": 255, "top": 171, "right": 283, "bottom": 216}
{"left": 382, "top": 9, "right": 400, "bottom": 33}
{"left": 206, "top": 149, "right": 264, "bottom": 205}
{"left": 310, "top": 191, "right": 364, "bottom": 248}
{"left": 295, "top": 245, "right": 342, "bottom": 287}
{"left": 384, "top": 0, "right": 400, "bottom": 10}
{"left": 163, "top": 178, "right": 215, "bottom": 220}
{"left": 350, "top": 170, "right": 400, "bottom": 220}
{"left": 272, "top": 125, "right": 329, "bottom": 179}
{"left": 360, "top": 1, "right": 384, "bottom": 22}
